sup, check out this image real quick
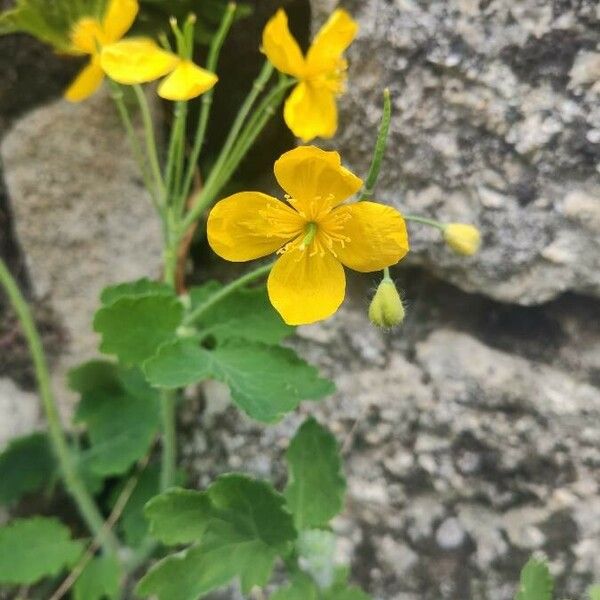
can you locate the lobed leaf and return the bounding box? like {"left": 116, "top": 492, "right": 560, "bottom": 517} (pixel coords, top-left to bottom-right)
{"left": 285, "top": 418, "right": 346, "bottom": 530}
{"left": 145, "top": 339, "right": 334, "bottom": 422}
{"left": 0, "top": 517, "right": 83, "bottom": 585}
{"left": 94, "top": 294, "right": 183, "bottom": 364}
{"left": 138, "top": 475, "right": 297, "bottom": 599}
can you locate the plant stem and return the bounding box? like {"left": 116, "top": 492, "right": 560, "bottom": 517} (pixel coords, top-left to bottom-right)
{"left": 108, "top": 81, "right": 159, "bottom": 212}
{"left": 180, "top": 61, "right": 275, "bottom": 232}
{"left": 133, "top": 84, "right": 166, "bottom": 204}
{"left": 404, "top": 214, "right": 445, "bottom": 229}
{"left": 184, "top": 261, "right": 274, "bottom": 325}
{"left": 359, "top": 88, "right": 392, "bottom": 201}
{"left": 159, "top": 390, "right": 177, "bottom": 490}
{"left": 179, "top": 2, "right": 238, "bottom": 205}
{"left": 165, "top": 101, "right": 188, "bottom": 206}
{"left": 0, "top": 259, "right": 119, "bottom": 556}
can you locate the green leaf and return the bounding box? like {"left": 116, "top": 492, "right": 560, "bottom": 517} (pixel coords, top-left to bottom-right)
{"left": 138, "top": 475, "right": 297, "bottom": 599}
{"left": 588, "top": 585, "right": 600, "bottom": 600}
{"left": 100, "top": 278, "right": 173, "bottom": 306}
{"left": 73, "top": 555, "right": 121, "bottom": 600}
{"left": 325, "top": 584, "right": 372, "bottom": 600}
{"left": 271, "top": 573, "right": 320, "bottom": 600}
{"left": 145, "top": 339, "right": 333, "bottom": 422}
{"left": 72, "top": 363, "right": 161, "bottom": 476}
{"left": 189, "top": 281, "right": 293, "bottom": 344}
{"left": 0, "top": 517, "right": 83, "bottom": 585}
{"left": 285, "top": 418, "right": 346, "bottom": 530}
{"left": 0, "top": 432, "right": 56, "bottom": 505}
{"left": 515, "top": 558, "right": 553, "bottom": 600}
{"left": 94, "top": 294, "right": 183, "bottom": 364}
{"left": 145, "top": 487, "right": 213, "bottom": 545}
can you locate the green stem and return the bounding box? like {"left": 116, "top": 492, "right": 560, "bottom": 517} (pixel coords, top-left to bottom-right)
{"left": 133, "top": 84, "right": 166, "bottom": 203}
{"left": 165, "top": 101, "right": 188, "bottom": 206}
{"left": 180, "top": 62, "right": 275, "bottom": 232}
{"left": 159, "top": 390, "right": 177, "bottom": 491}
{"left": 0, "top": 259, "right": 119, "bottom": 556}
{"left": 179, "top": 2, "right": 237, "bottom": 205}
{"left": 184, "top": 262, "right": 274, "bottom": 325}
{"left": 383, "top": 266, "right": 391, "bottom": 280}
{"left": 359, "top": 88, "right": 392, "bottom": 201}
{"left": 108, "top": 81, "right": 158, "bottom": 211}
{"left": 404, "top": 214, "right": 445, "bottom": 230}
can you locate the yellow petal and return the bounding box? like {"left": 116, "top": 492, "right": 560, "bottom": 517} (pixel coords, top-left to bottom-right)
{"left": 100, "top": 38, "right": 179, "bottom": 85}
{"left": 306, "top": 9, "right": 358, "bottom": 70}
{"left": 64, "top": 59, "right": 105, "bottom": 102}
{"left": 261, "top": 9, "right": 305, "bottom": 78}
{"left": 102, "top": 0, "right": 139, "bottom": 43}
{"left": 207, "top": 192, "right": 305, "bottom": 262}
{"left": 158, "top": 60, "right": 218, "bottom": 101}
{"left": 283, "top": 81, "right": 338, "bottom": 142}
{"left": 273, "top": 145, "right": 362, "bottom": 218}
{"left": 327, "top": 202, "right": 409, "bottom": 272}
{"left": 267, "top": 241, "right": 346, "bottom": 325}
{"left": 70, "top": 17, "right": 106, "bottom": 54}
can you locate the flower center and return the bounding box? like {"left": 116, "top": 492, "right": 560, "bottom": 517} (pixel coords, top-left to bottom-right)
{"left": 300, "top": 222, "right": 318, "bottom": 249}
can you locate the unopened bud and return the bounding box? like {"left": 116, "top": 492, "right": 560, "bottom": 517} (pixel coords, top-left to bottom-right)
{"left": 369, "top": 278, "right": 404, "bottom": 328}
{"left": 443, "top": 223, "right": 481, "bottom": 256}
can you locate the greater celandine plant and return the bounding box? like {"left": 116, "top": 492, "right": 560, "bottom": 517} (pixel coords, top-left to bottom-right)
{"left": 0, "top": 1, "right": 483, "bottom": 598}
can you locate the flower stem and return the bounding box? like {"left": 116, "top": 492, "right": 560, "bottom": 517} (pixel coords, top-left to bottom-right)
{"left": 179, "top": 2, "right": 238, "bottom": 205}
{"left": 359, "top": 88, "right": 391, "bottom": 201}
{"left": 159, "top": 390, "right": 177, "bottom": 491}
{"left": 165, "top": 101, "right": 188, "bottom": 206}
{"left": 404, "top": 214, "right": 445, "bottom": 230}
{"left": 0, "top": 259, "right": 119, "bottom": 556}
{"left": 180, "top": 61, "right": 275, "bottom": 232}
{"left": 184, "top": 261, "right": 274, "bottom": 325}
{"left": 133, "top": 84, "right": 166, "bottom": 204}
{"left": 108, "top": 81, "right": 159, "bottom": 212}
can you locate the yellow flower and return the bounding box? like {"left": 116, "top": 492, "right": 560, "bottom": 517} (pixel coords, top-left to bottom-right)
{"left": 65, "top": 0, "right": 144, "bottom": 101}
{"left": 207, "top": 146, "right": 409, "bottom": 325}
{"left": 443, "top": 223, "right": 481, "bottom": 256}
{"left": 262, "top": 9, "right": 358, "bottom": 142}
{"left": 369, "top": 279, "right": 405, "bottom": 328}
{"left": 100, "top": 41, "right": 218, "bottom": 101}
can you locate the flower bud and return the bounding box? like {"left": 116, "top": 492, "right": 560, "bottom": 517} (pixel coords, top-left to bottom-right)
{"left": 369, "top": 278, "right": 405, "bottom": 328}
{"left": 443, "top": 223, "right": 481, "bottom": 256}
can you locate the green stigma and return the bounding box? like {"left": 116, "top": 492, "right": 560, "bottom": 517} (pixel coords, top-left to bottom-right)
{"left": 301, "top": 222, "right": 318, "bottom": 249}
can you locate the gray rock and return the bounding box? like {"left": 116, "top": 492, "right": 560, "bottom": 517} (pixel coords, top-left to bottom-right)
{"left": 310, "top": 0, "right": 600, "bottom": 304}
{"left": 1, "top": 88, "right": 163, "bottom": 413}
{"left": 0, "top": 377, "right": 40, "bottom": 449}
{"left": 436, "top": 517, "right": 467, "bottom": 550}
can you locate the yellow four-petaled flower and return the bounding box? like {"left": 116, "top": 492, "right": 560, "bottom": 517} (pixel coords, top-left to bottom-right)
{"left": 65, "top": 0, "right": 217, "bottom": 103}
{"left": 262, "top": 9, "right": 358, "bottom": 142}
{"left": 207, "top": 146, "right": 409, "bottom": 325}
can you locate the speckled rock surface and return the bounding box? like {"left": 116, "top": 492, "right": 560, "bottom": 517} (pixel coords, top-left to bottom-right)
{"left": 310, "top": 0, "right": 600, "bottom": 304}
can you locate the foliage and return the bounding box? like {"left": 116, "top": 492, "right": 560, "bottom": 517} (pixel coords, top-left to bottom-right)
{"left": 515, "top": 558, "right": 554, "bottom": 600}
{"left": 0, "top": 517, "right": 83, "bottom": 585}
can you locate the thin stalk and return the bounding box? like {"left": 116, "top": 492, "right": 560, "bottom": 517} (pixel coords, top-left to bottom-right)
{"left": 216, "top": 79, "right": 293, "bottom": 189}
{"left": 159, "top": 390, "right": 177, "bottom": 490}
{"left": 359, "top": 88, "right": 392, "bottom": 201}
{"left": 179, "top": 2, "right": 238, "bottom": 204}
{"left": 0, "top": 259, "right": 119, "bottom": 556}
{"left": 404, "top": 214, "right": 445, "bottom": 230}
{"left": 184, "top": 261, "right": 274, "bottom": 325}
{"left": 180, "top": 61, "right": 274, "bottom": 231}
{"left": 108, "top": 81, "right": 158, "bottom": 211}
{"left": 133, "top": 84, "right": 166, "bottom": 203}
{"left": 165, "top": 101, "right": 188, "bottom": 204}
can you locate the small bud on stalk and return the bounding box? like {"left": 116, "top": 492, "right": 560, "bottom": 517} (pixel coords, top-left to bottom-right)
{"left": 443, "top": 223, "right": 481, "bottom": 256}
{"left": 369, "top": 277, "right": 405, "bottom": 328}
